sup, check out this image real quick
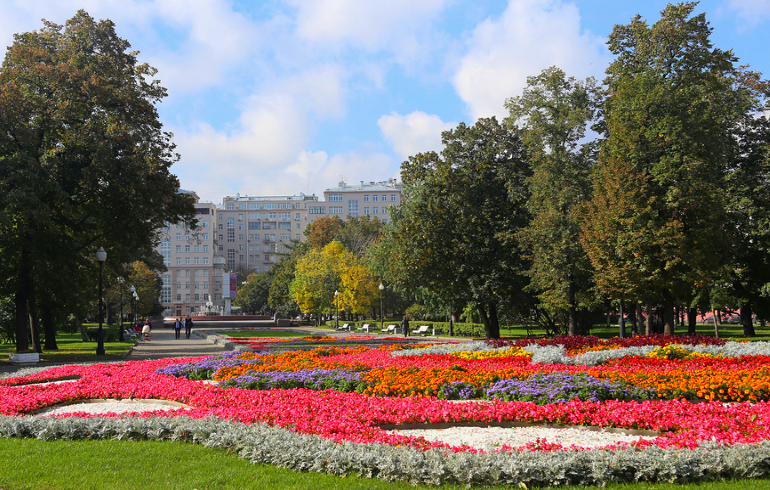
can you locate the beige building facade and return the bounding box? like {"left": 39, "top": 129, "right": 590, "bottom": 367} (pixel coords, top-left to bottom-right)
{"left": 157, "top": 180, "right": 402, "bottom": 316}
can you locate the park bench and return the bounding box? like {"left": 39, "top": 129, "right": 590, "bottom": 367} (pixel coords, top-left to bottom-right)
{"left": 411, "top": 325, "right": 431, "bottom": 336}
{"left": 380, "top": 324, "right": 398, "bottom": 335}
{"left": 356, "top": 323, "right": 372, "bottom": 333}
{"left": 336, "top": 323, "right": 350, "bottom": 331}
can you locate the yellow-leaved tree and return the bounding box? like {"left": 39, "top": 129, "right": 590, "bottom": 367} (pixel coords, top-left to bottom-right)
{"left": 290, "top": 241, "right": 379, "bottom": 321}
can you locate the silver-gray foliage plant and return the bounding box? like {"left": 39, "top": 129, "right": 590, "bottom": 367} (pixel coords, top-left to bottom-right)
{"left": 2, "top": 415, "right": 770, "bottom": 487}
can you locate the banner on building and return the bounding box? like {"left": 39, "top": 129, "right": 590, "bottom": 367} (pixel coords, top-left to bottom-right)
{"left": 229, "top": 273, "right": 237, "bottom": 300}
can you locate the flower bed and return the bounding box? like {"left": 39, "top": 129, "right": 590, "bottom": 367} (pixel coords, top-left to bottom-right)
{"left": 2, "top": 335, "right": 770, "bottom": 486}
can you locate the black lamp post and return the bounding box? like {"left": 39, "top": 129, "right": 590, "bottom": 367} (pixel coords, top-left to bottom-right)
{"left": 379, "top": 283, "right": 384, "bottom": 331}
{"left": 96, "top": 247, "right": 107, "bottom": 356}
{"left": 334, "top": 289, "right": 339, "bottom": 329}
{"left": 117, "top": 276, "right": 124, "bottom": 342}
{"left": 130, "top": 285, "right": 137, "bottom": 326}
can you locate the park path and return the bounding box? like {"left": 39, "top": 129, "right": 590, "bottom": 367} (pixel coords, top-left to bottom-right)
{"left": 126, "top": 325, "right": 227, "bottom": 360}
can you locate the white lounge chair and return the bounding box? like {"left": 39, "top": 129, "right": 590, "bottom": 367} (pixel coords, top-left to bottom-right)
{"left": 411, "top": 325, "right": 430, "bottom": 336}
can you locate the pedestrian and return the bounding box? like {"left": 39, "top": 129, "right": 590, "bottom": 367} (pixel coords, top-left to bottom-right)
{"left": 174, "top": 317, "right": 182, "bottom": 339}
{"left": 184, "top": 315, "right": 193, "bottom": 339}
{"left": 141, "top": 319, "right": 151, "bottom": 341}
{"left": 401, "top": 314, "right": 410, "bottom": 338}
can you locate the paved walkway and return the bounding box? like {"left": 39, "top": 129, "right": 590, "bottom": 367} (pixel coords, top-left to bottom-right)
{"left": 126, "top": 326, "right": 227, "bottom": 360}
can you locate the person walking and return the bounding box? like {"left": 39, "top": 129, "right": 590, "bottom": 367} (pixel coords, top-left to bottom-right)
{"left": 184, "top": 316, "right": 193, "bottom": 339}
{"left": 174, "top": 317, "right": 182, "bottom": 339}
{"left": 401, "top": 314, "right": 410, "bottom": 338}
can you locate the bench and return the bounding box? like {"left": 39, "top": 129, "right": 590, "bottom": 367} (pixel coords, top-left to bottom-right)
{"left": 411, "top": 325, "right": 431, "bottom": 336}
{"left": 356, "top": 323, "right": 372, "bottom": 333}
{"left": 380, "top": 324, "right": 398, "bottom": 335}
{"left": 336, "top": 323, "right": 350, "bottom": 331}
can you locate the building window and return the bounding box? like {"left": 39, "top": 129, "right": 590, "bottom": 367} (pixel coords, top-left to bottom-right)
{"left": 185, "top": 257, "right": 191, "bottom": 264}
{"left": 364, "top": 207, "right": 369, "bottom": 215}
{"left": 382, "top": 195, "right": 387, "bottom": 201}
{"left": 226, "top": 203, "right": 234, "bottom": 210}
{"left": 391, "top": 194, "right": 396, "bottom": 201}
{"left": 176, "top": 233, "right": 182, "bottom": 240}
{"left": 203, "top": 257, "right": 209, "bottom": 264}
{"left": 328, "top": 194, "right": 343, "bottom": 202}
{"left": 364, "top": 195, "right": 369, "bottom": 202}
{"left": 348, "top": 200, "right": 358, "bottom": 217}
{"left": 329, "top": 206, "right": 343, "bottom": 214}
{"left": 185, "top": 245, "right": 191, "bottom": 252}
{"left": 372, "top": 195, "right": 378, "bottom": 202}
{"left": 176, "top": 245, "right": 182, "bottom": 252}
{"left": 373, "top": 207, "right": 378, "bottom": 214}
{"left": 176, "top": 258, "right": 181, "bottom": 265}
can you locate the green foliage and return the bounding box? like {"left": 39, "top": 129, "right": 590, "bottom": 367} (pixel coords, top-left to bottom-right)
{"left": 381, "top": 117, "right": 531, "bottom": 339}
{"left": 234, "top": 273, "right": 272, "bottom": 315}
{"left": 0, "top": 11, "right": 195, "bottom": 351}
{"left": 505, "top": 66, "right": 603, "bottom": 335}
{"left": 581, "top": 3, "right": 767, "bottom": 334}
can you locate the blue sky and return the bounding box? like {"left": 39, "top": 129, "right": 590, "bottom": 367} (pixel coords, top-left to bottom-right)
{"left": 1, "top": 0, "right": 768, "bottom": 204}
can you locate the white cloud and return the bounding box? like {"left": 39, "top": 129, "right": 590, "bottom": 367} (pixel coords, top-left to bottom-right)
{"left": 452, "top": 0, "right": 610, "bottom": 120}
{"left": 286, "top": 0, "right": 448, "bottom": 49}
{"left": 378, "top": 111, "right": 456, "bottom": 160}
{"left": 727, "top": 0, "right": 770, "bottom": 29}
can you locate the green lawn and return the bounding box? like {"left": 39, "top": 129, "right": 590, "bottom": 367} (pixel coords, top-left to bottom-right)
{"left": 0, "top": 332, "right": 135, "bottom": 362}
{"left": 2, "top": 437, "right": 769, "bottom": 490}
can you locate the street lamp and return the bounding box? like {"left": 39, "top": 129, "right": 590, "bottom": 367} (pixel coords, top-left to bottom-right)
{"left": 130, "top": 285, "right": 137, "bottom": 326}
{"left": 117, "top": 276, "right": 124, "bottom": 342}
{"left": 379, "top": 283, "right": 384, "bottom": 331}
{"left": 334, "top": 289, "right": 339, "bottom": 329}
{"left": 96, "top": 247, "right": 107, "bottom": 356}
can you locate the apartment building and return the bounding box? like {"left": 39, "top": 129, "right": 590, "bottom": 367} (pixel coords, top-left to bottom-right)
{"left": 313, "top": 179, "right": 402, "bottom": 224}
{"left": 157, "top": 181, "right": 402, "bottom": 316}
{"left": 157, "top": 191, "right": 223, "bottom": 317}
{"left": 215, "top": 193, "right": 319, "bottom": 275}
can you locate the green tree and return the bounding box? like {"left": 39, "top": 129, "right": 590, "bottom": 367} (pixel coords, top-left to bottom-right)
{"left": 382, "top": 117, "right": 531, "bottom": 339}
{"left": 233, "top": 273, "right": 272, "bottom": 315}
{"left": 581, "top": 3, "right": 763, "bottom": 335}
{"left": 335, "top": 215, "right": 384, "bottom": 257}
{"left": 0, "top": 11, "right": 195, "bottom": 352}
{"left": 505, "top": 66, "right": 602, "bottom": 335}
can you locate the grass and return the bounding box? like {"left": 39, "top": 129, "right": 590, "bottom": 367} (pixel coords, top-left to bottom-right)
{"left": 0, "top": 332, "right": 135, "bottom": 362}
{"left": 2, "top": 437, "right": 770, "bottom": 490}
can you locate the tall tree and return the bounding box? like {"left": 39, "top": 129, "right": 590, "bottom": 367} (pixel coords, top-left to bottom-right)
{"left": 581, "top": 3, "right": 763, "bottom": 335}
{"left": 383, "top": 117, "right": 531, "bottom": 339}
{"left": 505, "top": 66, "right": 602, "bottom": 335}
{"left": 0, "top": 11, "right": 195, "bottom": 351}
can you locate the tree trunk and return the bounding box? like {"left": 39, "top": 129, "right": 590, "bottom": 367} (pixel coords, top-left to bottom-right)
{"left": 77, "top": 319, "right": 90, "bottom": 342}
{"left": 687, "top": 307, "right": 697, "bottom": 336}
{"left": 478, "top": 302, "right": 501, "bottom": 339}
{"left": 567, "top": 281, "right": 577, "bottom": 336}
{"left": 662, "top": 290, "right": 675, "bottom": 336}
{"left": 42, "top": 308, "right": 58, "bottom": 350}
{"left": 645, "top": 302, "right": 653, "bottom": 335}
{"left": 741, "top": 303, "right": 756, "bottom": 337}
{"left": 629, "top": 304, "right": 637, "bottom": 335}
{"left": 712, "top": 311, "right": 720, "bottom": 339}
{"left": 14, "top": 245, "right": 31, "bottom": 353}
{"left": 28, "top": 283, "right": 41, "bottom": 354}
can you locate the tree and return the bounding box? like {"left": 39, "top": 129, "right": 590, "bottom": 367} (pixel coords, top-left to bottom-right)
{"left": 0, "top": 11, "right": 195, "bottom": 352}
{"left": 290, "top": 241, "right": 379, "bottom": 322}
{"left": 382, "top": 117, "right": 531, "bottom": 338}
{"left": 304, "top": 216, "right": 344, "bottom": 249}
{"left": 581, "top": 3, "right": 763, "bottom": 334}
{"left": 335, "top": 215, "right": 384, "bottom": 257}
{"left": 505, "top": 66, "right": 602, "bottom": 335}
{"left": 233, "top": 273, "right": 272, "bottom": 315}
